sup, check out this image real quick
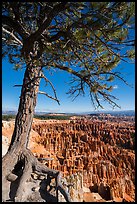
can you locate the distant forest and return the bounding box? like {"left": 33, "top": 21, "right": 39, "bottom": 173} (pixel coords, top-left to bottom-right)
{"left": 2, "top": 115, "right": 16, "bottom": 121}
{"left": 34, "top": 114, "right": 71, "bottom": 120}
{"left": 2, "top": 114, "right": 71, "bottom": 121}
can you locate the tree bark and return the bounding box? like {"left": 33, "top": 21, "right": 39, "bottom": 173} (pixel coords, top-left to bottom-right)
{"left": 2, "top": 56, "right": 71, "bottom": 202}
{"left": 2, "top": 57, "right": 42, "bottom": 201}
{"left": 9, "top": 60, "right": 41, "bottom": 151}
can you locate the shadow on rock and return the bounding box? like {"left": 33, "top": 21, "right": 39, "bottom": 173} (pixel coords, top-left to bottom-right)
{"left": 39, "top": 177, "right": 57, "bottom": 202}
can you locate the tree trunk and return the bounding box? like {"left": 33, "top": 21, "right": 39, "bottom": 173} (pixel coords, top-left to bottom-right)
{"left": 2, "top": 57, "right": 71, "bottom": 202}
{"left": 2, "top": 57, "right": 41, "bottom": 200}
{"left": 9, "top": 61, "right": 41, "bottom": 151}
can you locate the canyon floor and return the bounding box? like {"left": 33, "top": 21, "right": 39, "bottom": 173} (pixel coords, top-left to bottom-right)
{"left": 2, "top": 115, "right": 135, "bottom": 202}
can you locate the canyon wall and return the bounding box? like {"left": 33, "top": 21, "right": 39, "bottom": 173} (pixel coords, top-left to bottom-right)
{"left": 31, "top": 120, "right": 135, "bottom": 202}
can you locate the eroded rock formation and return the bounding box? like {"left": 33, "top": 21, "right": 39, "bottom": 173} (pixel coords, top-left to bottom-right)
{"left": 31, "top": 120, "right": 135, "bottom": 201}
{"left": 2, "top": 118, "right": 135, "bottom": 202}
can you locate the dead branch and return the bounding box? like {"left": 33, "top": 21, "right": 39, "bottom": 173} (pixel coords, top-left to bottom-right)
{"left": 13, "top": 85, "right": 23, "bottom": 87}
{"left": 2, "top": 15, "right": 28, "bottom": 39}
{"left": 98, "top": 90, "right": 121, "bottom": 108}
{"left": 41, "top": 73, "right": 59, "bottom": 103}
{"left": 38, "top": 91, "right": 60, "bottom": 105}
{"left": 2, "top": 27, "right": 23, "bottom": 45}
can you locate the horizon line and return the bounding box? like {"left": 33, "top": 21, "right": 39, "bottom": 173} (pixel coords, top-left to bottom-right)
{"left": 2, "top": 109, "right": 135, "bottom": 114}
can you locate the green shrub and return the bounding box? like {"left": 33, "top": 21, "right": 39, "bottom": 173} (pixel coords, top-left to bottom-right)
{"left": 34, "top": 114, "right": 71, "bottom": 120}
{"left": 2, "top": 115, "right": 16, "bottom": 121}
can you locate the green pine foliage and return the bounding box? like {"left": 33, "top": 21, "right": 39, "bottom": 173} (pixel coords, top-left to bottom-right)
{"left": 2, "top": 2, "right": 135, "bottom": 109}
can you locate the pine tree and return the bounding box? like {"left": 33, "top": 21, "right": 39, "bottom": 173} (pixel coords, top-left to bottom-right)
{"left": 2, "top": 2, "right": 135, "bottom": 202}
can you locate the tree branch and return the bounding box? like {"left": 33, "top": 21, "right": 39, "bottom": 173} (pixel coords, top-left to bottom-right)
{"left": 2, "top": 15, "right": 28, "bottom": 39}
{"left": 41, "top": 73, "right": 59, "bottom": 102}
{"left": 26, "top": 72, "right": 60, "bottom": 105}
{"left": 98, "top": 90, "right": 120, "bottom": 108}
{"left": 2, "top": 27, "right": 23, "bottom": 45}
{"left": 38, "top": 91, "right": 60, "bottom": 105}
{"left": 92, "top": 30, "right": 129, "bottom": 63}
{"left": 54, "top": 63, "right": 123, "bottom": 109}
{"left": 54, "top": 63, "right": 85, "bottom": 80}
{"left": 28, "top": 3, "right": 68, "bottom": 42}
{"left": 13, "top": 85, "right": 23, "bottom": 87}
{"left": 93, "top": 71, "right": 132, "bottom": 87}
{"left": 10, "top": 2, "right": 30, "bottom": 37}
{"left": 48, "top": 31, "right": 67, "bottom": 42}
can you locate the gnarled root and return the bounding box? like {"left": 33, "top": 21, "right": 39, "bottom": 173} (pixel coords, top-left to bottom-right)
{"left": 2, "top": 148, "right": 71, "bottom": 202}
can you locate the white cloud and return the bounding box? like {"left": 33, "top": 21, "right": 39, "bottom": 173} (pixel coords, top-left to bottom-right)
{"left": 113, "top": 85, "right": 118, "bottom": 89}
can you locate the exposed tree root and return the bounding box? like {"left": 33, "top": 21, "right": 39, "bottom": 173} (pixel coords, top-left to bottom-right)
{"left": 2, "top": 148, "right": 71, "bottom": 202}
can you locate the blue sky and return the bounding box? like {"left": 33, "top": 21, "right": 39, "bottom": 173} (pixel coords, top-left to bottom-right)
{"left": 2, "top": 58, "right": 135, "bottom": 113}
